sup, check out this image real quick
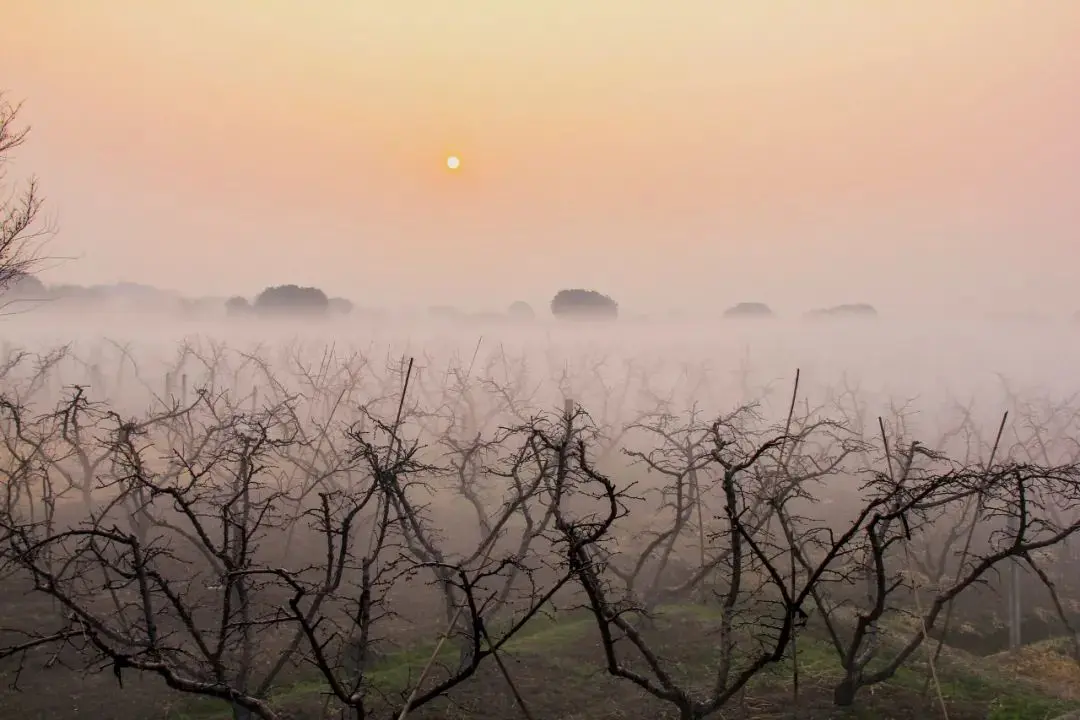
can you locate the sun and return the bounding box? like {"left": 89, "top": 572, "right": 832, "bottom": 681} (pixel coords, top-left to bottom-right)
{"left": 446, "top": 155, "right": 461, "bottom": 170}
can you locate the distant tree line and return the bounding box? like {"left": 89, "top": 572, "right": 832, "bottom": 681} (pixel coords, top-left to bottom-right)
{"left": 226, "top": 285, "right": 353, "bottom": 318}
{"left": 26, "top": 273, "right": 1080, "bottom": 325}
{"left": 421, "top": 290, "right": 620, "bottom": 324}
{"left": 550, "top": 288, "right": 619, "bottom": 320}
{"left": 1, "top": 276, "right": 883, "bottom": 323}
{"left": 2, "top": 277, "right": 183, "bottom": 309}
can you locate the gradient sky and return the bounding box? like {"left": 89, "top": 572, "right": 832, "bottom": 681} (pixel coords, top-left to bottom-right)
{"left": 2, "top": 2, "right": 1078, "bottom": 315}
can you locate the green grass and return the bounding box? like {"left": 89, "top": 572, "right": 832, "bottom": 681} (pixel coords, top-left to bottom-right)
{"left": 168, "top": 610, "right": 596, "bottom": 719}
{"left": 168, "top": 603, "right": 1080, "bottom": 719}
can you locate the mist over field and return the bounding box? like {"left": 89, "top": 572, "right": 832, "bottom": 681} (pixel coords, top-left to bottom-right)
{"left": 5, "top": 284, "right": 1080, "bottom": 720}
{"left": 5, "top": 310, "right": 1072, "bottom": 426}
{"left": 5, "top": 2, "right": 1080, "bottom": 718}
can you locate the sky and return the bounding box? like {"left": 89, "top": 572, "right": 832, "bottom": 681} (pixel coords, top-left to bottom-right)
{"left": 2, "top": 2, "right": 1079, "bottom": 315}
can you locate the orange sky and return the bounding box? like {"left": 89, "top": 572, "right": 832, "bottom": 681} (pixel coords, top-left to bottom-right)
{"left": 2, "top": 2, "right": 1078, "bottom": 314}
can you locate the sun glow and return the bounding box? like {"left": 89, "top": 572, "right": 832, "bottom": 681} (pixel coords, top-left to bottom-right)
{"left": 446, "top": 155, "right": 461, "bottom": 170}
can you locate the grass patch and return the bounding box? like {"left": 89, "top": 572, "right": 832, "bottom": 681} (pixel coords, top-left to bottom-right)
{"left": 168, "top": 609, "right": 598, "bottom": 719}
{"left": 168, "top": 603, "right": 1080, "bottom": 719}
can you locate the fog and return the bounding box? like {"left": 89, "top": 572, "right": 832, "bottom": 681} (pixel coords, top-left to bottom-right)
{"left": 6, "top": 3, "right": 1080, "bottom": 714}
{"left": 4, "top": 293, "right": 1080, "bottom": 720}
{"left": 4, "top": 309, "right": 1075, "bottom": 454}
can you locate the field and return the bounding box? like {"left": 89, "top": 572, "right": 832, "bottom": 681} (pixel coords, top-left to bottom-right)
{"left": 3, "top": 314, "right": 1080, "bottom": 720}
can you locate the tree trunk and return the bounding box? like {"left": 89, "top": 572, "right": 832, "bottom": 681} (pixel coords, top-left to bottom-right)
{"left": 833, "top": 675, "right": 858, "bottom": 707}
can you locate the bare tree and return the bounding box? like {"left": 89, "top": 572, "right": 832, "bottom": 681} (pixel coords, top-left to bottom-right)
{"left": 0, "top": 93, "right": 51, "bottom": 299}
{"left": 0, "top": 397, "right": 305, "bottom": 718}
{"left": 0, "top": 351, "right": 630, "bottom": 719}
{"left": 550, "top": 401, "right": 866, "bottom": 720}
{"left": 773, "top": 418, "right": 1080, "bottom": 708}
{"left": 270, "top": 408, "right": 619, "bottom": 719}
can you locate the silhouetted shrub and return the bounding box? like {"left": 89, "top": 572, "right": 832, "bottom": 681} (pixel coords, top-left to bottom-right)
{"left": 253, "top": 285, "right": 328, "bottom": 315}
{"left": 550, "top": 289, "right": 618, "bottom": 321}
{"left": 225, "top": 296, "right": 251, "bottom": 316}
{"left": 805, "top": 303, "right": 878, "bottom": 320}
{"left": 508, "top": 300, "right": 535, "bottom": 321}
{"left": 49, "top": 284, "right": 97, "bottom": 299}
{"left": 1, "top": 270, "right": 45, "bottom": 297}
{"left": 722, "top": 302, "right": 774, "bottom": 319}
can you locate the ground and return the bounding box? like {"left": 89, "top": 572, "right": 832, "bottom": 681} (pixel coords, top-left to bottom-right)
{"left": 4, "top": 591, "right": 1080, "bottom": 720}
{"left": 2, "top": 487, "right": 1078, "bottom": 720}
